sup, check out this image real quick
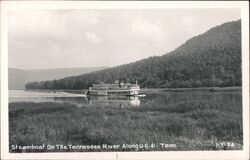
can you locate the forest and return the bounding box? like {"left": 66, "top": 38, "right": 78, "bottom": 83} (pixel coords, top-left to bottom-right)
{"left": 25, "top": 20, "right": 241, "bottom": 89}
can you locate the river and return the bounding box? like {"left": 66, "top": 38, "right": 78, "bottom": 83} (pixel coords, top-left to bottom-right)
{"left": 9, "top": 89, "right": 241, "bottom": 108}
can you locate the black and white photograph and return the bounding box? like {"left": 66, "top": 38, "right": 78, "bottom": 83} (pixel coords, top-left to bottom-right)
{"left": 1, "top": 1, "right": 249, "bottom": 160}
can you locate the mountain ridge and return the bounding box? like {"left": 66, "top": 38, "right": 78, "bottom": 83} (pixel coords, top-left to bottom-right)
{"left": 25, "top": 20, "right": 242, "bottom": 89}
{"left": 9, "top": 66, "right": 108, "bottom": 89}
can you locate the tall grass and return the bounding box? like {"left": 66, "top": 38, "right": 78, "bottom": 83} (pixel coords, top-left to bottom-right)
{"left": 9, "top": 99, "right": 242, "bottom": 152}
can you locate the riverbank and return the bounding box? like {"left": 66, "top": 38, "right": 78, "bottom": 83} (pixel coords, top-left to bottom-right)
{"left": 22, "top": 86, "right": 242, "bottom": 95}
{"left": 141, "top": 86, "right": 242, "bottom": 93}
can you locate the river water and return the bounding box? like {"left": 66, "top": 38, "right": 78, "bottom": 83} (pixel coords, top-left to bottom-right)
{"left": 9, "top": 89, "right": 242, "bottom": 108}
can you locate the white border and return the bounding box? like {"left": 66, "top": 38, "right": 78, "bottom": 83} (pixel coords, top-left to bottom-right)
{"left": 1, "top": 1, "right": 249, "bottom": 160}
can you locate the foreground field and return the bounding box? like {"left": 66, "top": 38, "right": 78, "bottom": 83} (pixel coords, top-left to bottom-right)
{"left": 9, "top": 98, "right": 242, "bottom": 152}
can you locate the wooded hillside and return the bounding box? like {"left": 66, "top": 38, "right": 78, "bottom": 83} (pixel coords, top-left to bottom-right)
{"left": 25, "top": 20, "right": 241, "bottom": 89}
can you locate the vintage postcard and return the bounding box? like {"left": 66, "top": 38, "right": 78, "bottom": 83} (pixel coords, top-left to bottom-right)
{"left": 0, "top": 1, "right": 249, "bottom": 160}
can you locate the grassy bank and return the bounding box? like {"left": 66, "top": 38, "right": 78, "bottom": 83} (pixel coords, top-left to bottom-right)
{"left": 9, "top": 98, "right": 243, "bottom": 152}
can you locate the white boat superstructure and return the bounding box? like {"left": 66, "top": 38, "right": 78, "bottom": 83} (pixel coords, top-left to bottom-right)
{"left": 87, "top": 80, "right": 140, "bottom": 96}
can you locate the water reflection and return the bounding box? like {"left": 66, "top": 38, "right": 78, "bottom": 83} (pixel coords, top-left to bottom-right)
{"left": 144, "top": 91, "right": 242, "bottom": 107}
{"left": 88, "top": 96, "right": 140, "bottom": 107}
{"left": 9, "top": 90, "right": 141, "bottom": 107}
{"left": 9, "top": 90, "right": 242, "bottom": 108}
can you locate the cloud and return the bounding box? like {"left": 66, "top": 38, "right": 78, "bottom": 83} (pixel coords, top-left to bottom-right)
{"left": 58, "top": 10, "right": 100, "bottom": 30}
{"left": 131, "top": 17, "right": 165, "bottom": 40}
{"left": 8, "top": 10, "right": 101, "bottom": 42}
{"left": 85, "top": 31, "right": 102, "bottom": 44}
{"left": 8, "top": 9, "right": 241, "bottom": 69}
{"left": 183, "top": 16, "right": 193, "bottom": 24}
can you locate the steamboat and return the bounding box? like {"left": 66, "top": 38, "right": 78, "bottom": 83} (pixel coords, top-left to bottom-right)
{"left": 87, "top": 80, "right": 141, "bottom": 96}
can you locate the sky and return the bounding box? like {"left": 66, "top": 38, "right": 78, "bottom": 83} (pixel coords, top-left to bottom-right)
{"left": 8, "top": 9, "right": 240, "bottom": 70}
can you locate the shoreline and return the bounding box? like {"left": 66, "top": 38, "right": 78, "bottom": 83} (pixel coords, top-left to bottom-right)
{"left": 141, "top": 86, "right": 242, "bottom": 93}
{"left": 8, "top": 86, "right": 242, "bottom": 95}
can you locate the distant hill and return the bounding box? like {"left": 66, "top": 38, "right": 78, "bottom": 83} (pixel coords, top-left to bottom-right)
{"left": 25, "top": 20, "right": 241, "bottom": 89}
{"left": 9, "top": 67, "right": 107, "bottom": 89}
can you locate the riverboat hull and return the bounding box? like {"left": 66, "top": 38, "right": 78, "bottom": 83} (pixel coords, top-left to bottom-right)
{"left": 87, "top": 89, "right": 139, "bottom": 96}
